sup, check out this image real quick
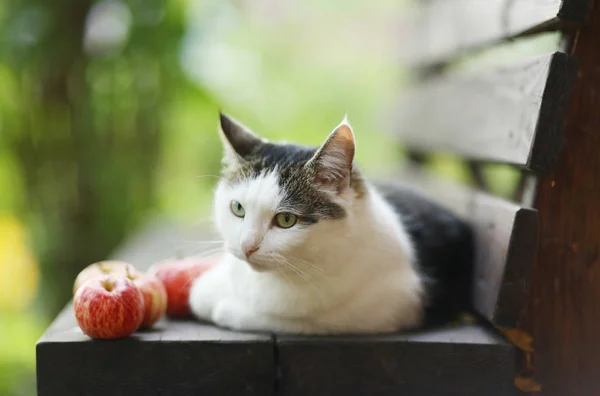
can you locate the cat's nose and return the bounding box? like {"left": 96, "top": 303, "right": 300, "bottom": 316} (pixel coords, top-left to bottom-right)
{"left": 243, "top": 244, "right": 260, "bottom": 257}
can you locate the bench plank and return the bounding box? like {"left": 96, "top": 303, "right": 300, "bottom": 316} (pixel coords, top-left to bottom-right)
{"left": 398, "top": 0, "right": 590, "bottom": 66}
{"left": 392, "top": 52, "right": 576, "bottom": 172}
{"left": 520, "top": 2, "right": 600, "bottom": 394}
{"left": 395, "top": 167, "right": 539, "bottom": 328}
{"left": 277, "top": 325, "right": 515, "bottom": 396}
{"left": 37, "top": 221, "right": 522, "bottom": 394}
{"left": 37, "top": 305, "right": 275, "bottom": 396}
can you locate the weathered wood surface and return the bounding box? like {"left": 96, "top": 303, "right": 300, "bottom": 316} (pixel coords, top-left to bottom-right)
{"left": 36, "top": 305, "right": 275, "bottom": 396}
{"left": 393, "top": 52, "right": 576, "bottom": 172}
{"left": 37, "top": 220, "right": 521, "bottom": 395}
{"left": 519, "top": 1, "right": 600, "bottom": 394}
{"left": 277, "top": 325, "right": 516, "bottom": 396}
{"left": 396, "top": 167, "right": 539, "bottom": 328}
{"left": 398, "top": 0, "right": 591, "bottom": 66}
{"left": 37, "top": 304, "right": 514, "bottom": 396}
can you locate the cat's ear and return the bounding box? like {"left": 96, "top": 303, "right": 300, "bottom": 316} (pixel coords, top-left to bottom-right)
{"left": 307, "top": 117, "right": 355, "bottom": 193}
{"left": 219, "top": 112, "right": 265, "bottom": 163}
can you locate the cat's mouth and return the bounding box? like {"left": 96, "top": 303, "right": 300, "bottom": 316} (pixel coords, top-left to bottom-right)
{"left": 245, "top": 258, "right": 270, "bottom": 272}
{"left": 231, "top": 250, "right": 272, "bottom": 272}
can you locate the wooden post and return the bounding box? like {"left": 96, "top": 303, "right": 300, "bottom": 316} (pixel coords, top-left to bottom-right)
{"left": 520, "top": 1, "right": 600, "bottom": 394}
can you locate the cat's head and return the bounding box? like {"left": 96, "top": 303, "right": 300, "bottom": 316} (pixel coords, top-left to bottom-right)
{"left": 213, "top": 112, "right": 365, "bottom": 272}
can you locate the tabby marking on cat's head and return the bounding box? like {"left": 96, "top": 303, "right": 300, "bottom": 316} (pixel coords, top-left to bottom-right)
{"left": 213, "top": 112, "right": 365, "bottom": 271}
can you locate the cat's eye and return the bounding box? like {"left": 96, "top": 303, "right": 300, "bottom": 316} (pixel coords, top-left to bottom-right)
{"left": 230, "top": 201, "right": 246, "bottom": 218}
{"left": 274, "top": 212, "right": 297, "bottom": 229}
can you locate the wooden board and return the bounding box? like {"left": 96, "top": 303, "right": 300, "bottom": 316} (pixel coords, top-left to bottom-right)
{"left": 392, "top": 52, "right": 576, "bottom": 172}
{"left": 397, "top": 0, "right": 591, "bottom": 66}
{"left": 36, "top": 305, "right": 276, "bottom": 396}
{"left": 37, "top": 305, "right": 516, "bottom": 396}
{"left": 37, "top": 221, "right": 522, "bottom": 395}
{"left": 276, "top": 325, "right": 516, "bottom": 396}
{"left": 396, "top": 167, "right": 539, "bottom": 328}
{"left": 518, "top": 1, "right": 600, "bottom": 394}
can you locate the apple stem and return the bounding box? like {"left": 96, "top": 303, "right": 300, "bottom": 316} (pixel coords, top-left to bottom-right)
{"left": 101, "top": 279, "right": 116, "bottom": 292}
{"left": 125, "top": 265, "right": 135, "bottom": 281}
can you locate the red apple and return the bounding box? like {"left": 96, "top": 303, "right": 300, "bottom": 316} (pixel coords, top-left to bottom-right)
{"left": 149, "top": 256, "right": 219, "bottom": 318}
{"left": 74, "top": 275, "right": 144, "bottom": 339}
{"left": 128, "top": 272, "right": 168, "bottom": 328}
{"left": 73, "top": 260, "right": 138, "bottom": 294}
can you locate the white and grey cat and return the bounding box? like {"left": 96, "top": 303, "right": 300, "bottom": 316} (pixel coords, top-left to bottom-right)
{"left": 189, "top": 113, "right": 473, "bottom": 335}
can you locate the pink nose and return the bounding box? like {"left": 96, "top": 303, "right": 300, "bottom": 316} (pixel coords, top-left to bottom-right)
{"left": 243, "top": 246, "right": 259, "bottom": 257}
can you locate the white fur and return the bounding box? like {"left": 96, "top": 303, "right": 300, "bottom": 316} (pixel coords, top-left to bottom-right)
{"left": 189, "top": 170, "right": 425, "bottom": 334}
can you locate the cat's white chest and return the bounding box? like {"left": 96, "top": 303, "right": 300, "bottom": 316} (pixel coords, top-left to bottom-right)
{"left": 189, "top": 234, "right": 424, "bottom": 335}
{"left": 228, "top": 255, "right": 329, "bottom": 317}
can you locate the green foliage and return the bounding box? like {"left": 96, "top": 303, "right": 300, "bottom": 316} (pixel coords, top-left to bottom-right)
{"left": 0, "top": 1, "right": 211, "bottom": 394}
{"left": 0, "top": 0, "right": 202, "bottom": 315}
{"left": 0, "top": 310, "right": 44, "bottom": 396}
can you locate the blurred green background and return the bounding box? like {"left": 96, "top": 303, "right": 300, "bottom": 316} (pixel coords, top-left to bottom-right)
{"left": 0, "top": 0, "right": 559, "bottom": 394}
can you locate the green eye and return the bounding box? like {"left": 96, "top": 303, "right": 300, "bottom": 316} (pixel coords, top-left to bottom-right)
{"left": 230, "top": 201, "right": 246, "bottom": 217}
{"left": 274, "top": 212, "right": 297, "bottom": 229}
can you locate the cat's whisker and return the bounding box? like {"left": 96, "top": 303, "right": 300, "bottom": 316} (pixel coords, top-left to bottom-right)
{"left": 163, "top": 242, "right": 224, "bottom": 257}
{"left": 279, "top": 256, "right": 319, "bottom": 278}
{"left": 275, "top": 266, "right": 297, "bottom": 285}
{"left": 194, "top": 174, "right": 225, "bottom": 182}
{"left": 286, "top": 263, "right": 324, "bottom": 281}
{"left": 193, "top": 216, "right": 215, "bottom": 224}
{"left": 167, "top": 242, "right": 224, "bottom": 250}
{"left": 169, "top": 246, "right": 224, "bottom": 260}
{"left": 272, "top": 254, "right": 304, "bottom": 277}
{"left": 192, "top": 246, "right": 225, "bottom": 255}
{"left": 282, "top": 256, "right": 329, "bottom": 281}
{"left": 283, "top": 260, "right": 310, "bottom": 282}
{"left": 274, "top": 254, "right": 324, "bottom": 298}
{"left": 173, "top": 239, "right": 224, "bottom": 246}
{"left": 287, "top": 256, "right": 327, "bottom": 276}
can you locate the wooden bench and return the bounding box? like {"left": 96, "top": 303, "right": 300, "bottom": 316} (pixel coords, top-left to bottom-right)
{"left": 37, "top": 1, "right": 600, "bottom": 395}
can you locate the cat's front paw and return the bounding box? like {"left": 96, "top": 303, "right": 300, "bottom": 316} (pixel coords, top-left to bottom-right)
{"left": 188, "top": 263, "right": 229, "bottom": 321}
{"left": 188, "top": 277, "right": 216, "bottom": 321}
{"left": 212, "top": 299, "right": 248, "bottom": 331}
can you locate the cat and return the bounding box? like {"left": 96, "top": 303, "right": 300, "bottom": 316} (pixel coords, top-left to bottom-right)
{"left": 188, "top": 113, "right": 473, "bottom": 334}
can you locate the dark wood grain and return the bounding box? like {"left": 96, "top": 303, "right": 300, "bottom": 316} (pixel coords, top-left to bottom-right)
{"left": 559, "top": 0, "right": 594, "bottom": 22}
{"left": 277, "top": 325, "right": 516, "bottom": 396}
{"left": 519, "top": 1, "right": 600, "bottom": 394}
{"left": 528, "top": 52, "right": 577, "bottom": 172}
{"left": 398, "top": 0, "right": 591, "bottom": 66}
{"left": 392, "top": 52, "right": 576, "bottom": 172}
{"left": 37, "top": 305, "right": 275, "bottom": 396}
{"left": 491, "top": 208, "right": 539, "bottom": 328}
{"left": 396, "top": 167, "right": 539, "bottom": 328}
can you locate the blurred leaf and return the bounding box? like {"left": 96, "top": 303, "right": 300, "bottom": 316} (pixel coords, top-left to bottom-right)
{"left": 429, "top": 155, "right": 471, "bottom": 184}
{"left": 484, "top": 164, "right": 521, "bottom": 199}
{"left": 0, "top": 310, "right": 43, "bottom": 366}
{"left": 0, "top": 215, "right": 39, "bottom": 310}
{"left": 0, "top": 310, "right": 43, "bottom": 396}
